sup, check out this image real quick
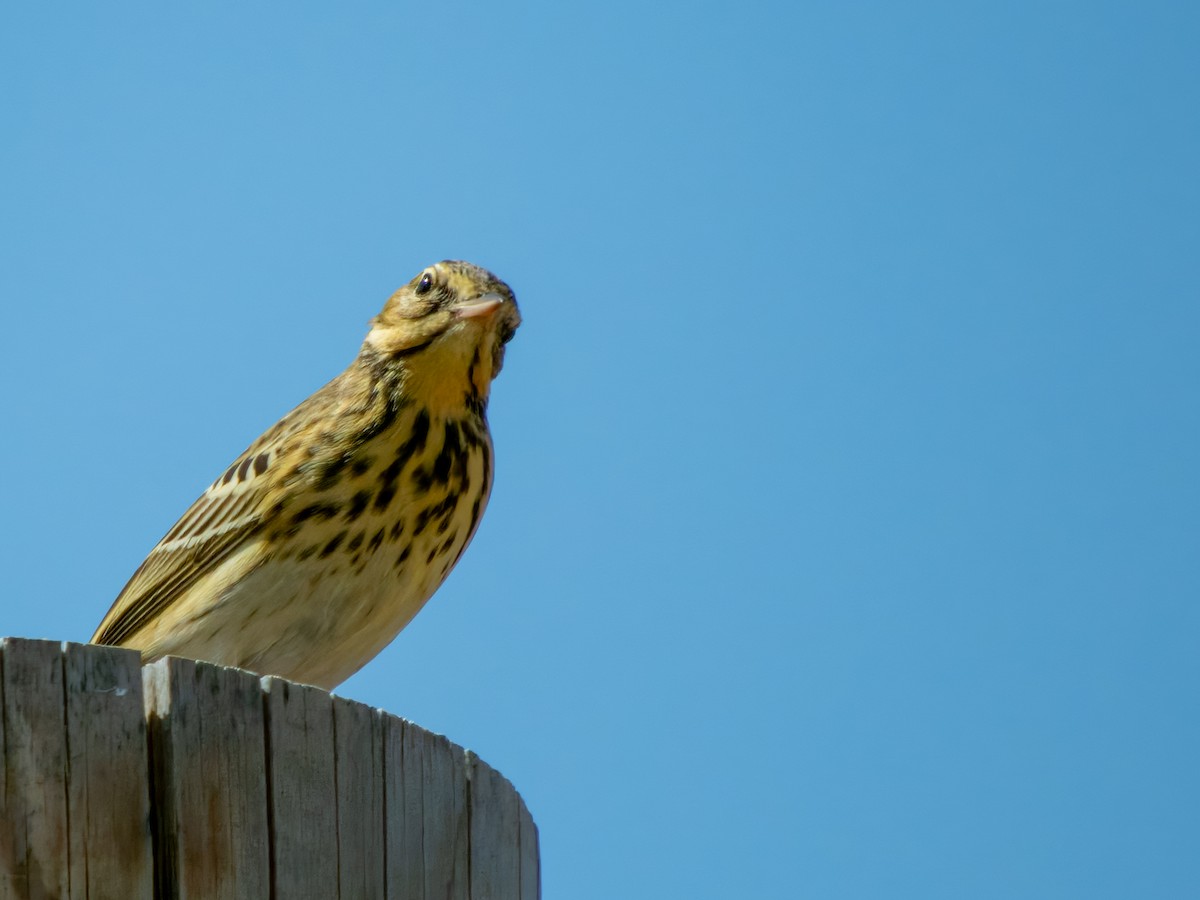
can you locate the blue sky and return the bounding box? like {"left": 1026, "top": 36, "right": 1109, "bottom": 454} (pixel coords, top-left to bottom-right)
{"left": 3, "top": 3, "right": 1198, "bottom": 897}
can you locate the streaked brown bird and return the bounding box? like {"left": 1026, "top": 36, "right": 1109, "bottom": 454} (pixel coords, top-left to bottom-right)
{"left": 92, "top": 260, "right": 520, "bottom": 689}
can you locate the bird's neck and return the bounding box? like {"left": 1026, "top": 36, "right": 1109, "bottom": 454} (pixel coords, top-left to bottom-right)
{"left": 359, "top": 342, "right": 491, "bottom": 420}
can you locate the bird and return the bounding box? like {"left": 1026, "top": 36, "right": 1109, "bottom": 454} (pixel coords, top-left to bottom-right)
{"left": 92, "top": 260, "right": 520, "bottom": 690}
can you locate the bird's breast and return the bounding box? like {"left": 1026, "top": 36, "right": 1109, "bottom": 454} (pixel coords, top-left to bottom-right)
{"left": 219, "top": 404, "right": 495, "bottom": 687}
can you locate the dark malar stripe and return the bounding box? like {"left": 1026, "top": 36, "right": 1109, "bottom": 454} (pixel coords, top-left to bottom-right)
{"left": 466, "top": 347, "right": 480, "bottom": 388}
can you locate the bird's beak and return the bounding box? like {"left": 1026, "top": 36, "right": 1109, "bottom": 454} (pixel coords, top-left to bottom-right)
{"left": 454, "top": 292, "right": 505, "bottom": 320}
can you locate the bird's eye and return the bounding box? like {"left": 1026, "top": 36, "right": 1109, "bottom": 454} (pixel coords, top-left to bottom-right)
{"left": 415, "top": 271, "right": 434, "bottom": 295}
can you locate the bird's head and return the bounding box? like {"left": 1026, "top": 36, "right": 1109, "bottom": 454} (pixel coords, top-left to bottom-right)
{"left": 364, "top": 260, "right": 520, "bottom": 406}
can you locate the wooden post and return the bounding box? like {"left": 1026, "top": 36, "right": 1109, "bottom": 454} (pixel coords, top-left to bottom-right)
{"left": 0, "top": 639, "right": 539, "bottom": 900}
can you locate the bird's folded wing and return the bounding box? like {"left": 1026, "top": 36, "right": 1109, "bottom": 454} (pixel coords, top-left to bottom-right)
{"left": 91, "top": 448, "right": 279, "bottom": 646}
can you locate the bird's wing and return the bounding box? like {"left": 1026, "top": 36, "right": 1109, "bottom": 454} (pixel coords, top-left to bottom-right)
{"left": 91, "top": 439, "right": 287, "bottom": 647}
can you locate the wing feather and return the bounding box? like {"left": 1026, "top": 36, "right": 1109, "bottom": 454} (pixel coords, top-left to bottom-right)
{"left": 92, "top": 441, "right": 284, "bottom": 647}
{"left": 92, "top": 373, "right": 357, "bottom": 649}
{"left": 93, "top": 522, "right": 262, "bottom": 645}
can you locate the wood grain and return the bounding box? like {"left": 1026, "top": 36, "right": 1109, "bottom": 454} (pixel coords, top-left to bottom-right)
{"left": 0, "top": 638, "right": 69, "bottom": 900}
{"left": 332, "top": 696, "right": 385, "bottom": 899}
{"left": 468, "top": 752, "right": 521, "bottom": 900}
{"left": 0, "top": 642, "right": 536, "bottom": 899}
{"left": 63, "top": 641, "right": 152, "bottom": 900}
{"left": 143, "top": 657, "right": 269, "bottom": 900}
{"left": 262, "top": 677, "right": 337, "bottom": 900}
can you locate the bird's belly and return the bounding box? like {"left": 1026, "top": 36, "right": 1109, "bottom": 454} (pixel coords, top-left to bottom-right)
{"left": 150, "top": 511, "right": 479, "bottom": 689}
{"left": 225, "top": 553, "right": 428, "bottom": 688}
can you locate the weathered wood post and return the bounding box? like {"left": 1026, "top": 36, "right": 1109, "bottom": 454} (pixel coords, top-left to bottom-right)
{"left": 0, "top": 638, "right": 538, "bottom": 900}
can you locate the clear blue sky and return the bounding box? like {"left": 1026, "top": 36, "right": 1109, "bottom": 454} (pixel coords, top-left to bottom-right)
{"left": 3, "top": 3, "right": 1197, "bottom": 897}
